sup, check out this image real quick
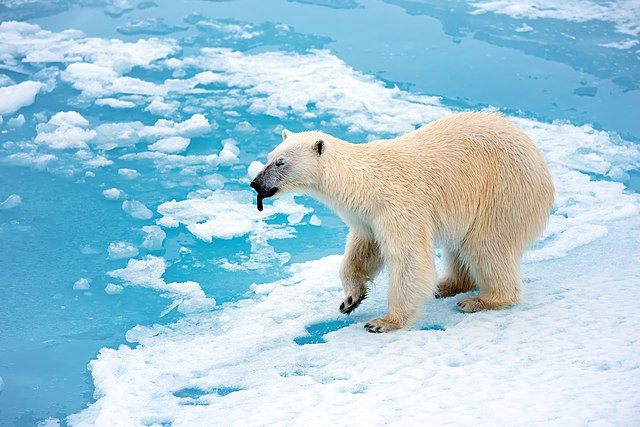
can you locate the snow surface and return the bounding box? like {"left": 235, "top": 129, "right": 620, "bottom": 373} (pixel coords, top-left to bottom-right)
{"left": 67, "top": 219, "right": 640, "bottom": 426}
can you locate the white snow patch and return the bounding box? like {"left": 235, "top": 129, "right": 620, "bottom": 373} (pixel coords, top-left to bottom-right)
{"left": 309, "top": 214, "right": 322, "bottom": 226}
{"left": 185, "top": 49, "right": 446, "bottom": 135}
{"left": 0, "top": 194, "right": 22, "bottom": 209}
{"left": 218, "top": 138, "right": 240, "bottom": 165}
{"left": 72, "top": 277, "right": 91, "bottom": 290}
{"left": 248, "top": 161, "right": 264, "bottom": 180}
{"left": 107, "top": 255, "right": 215, "bottom": 312}
{"left": 108, "top": 241, "right": 139, "bottom": 260}
{"left": 598, "top": 39, "right": 640, "bottom": 50}
{"left": 145, "top": 97, "right": 178, "bottom": 117}
{"left": 148, "top": 136, "right": 190, "bottom": 153}
{"left": 7, "top": 114, "right": 25, "bottom": 127}
{"left": 102, "top": 188, "right": 122, "bottom": 200}
{"left": 95, "top": 98, "right": 136, "bottom": 108}
{"left": 36, "top": 418, "right": 60, "bottom": 427}
{"left": 515, "top": 23, "right": 533, "bottom": 32}
{"left": 35, "top": 111, "right": 95, "bottom": 150}
{"left": 141, "top": 225, "right": 166, "bottom": 251}
{"left": 0, "top": 81, "right": 43, "bottom": 115}
{"left": 118, "top": 168, "right": 140, "bottom": 179}
{"left": 104, "top": 283, "right": 124, "bottom": 295}
{"left": 157, "top": 190, "right": 310, "bottom": 242}
{"left": 122, "top": 200, "right": 153, "bottom": 220}
{"left": 67, "top": 218, "right": 640, "bottom": 426}
{"left": 93, "top": 122, "right": 144, "bottom": 150}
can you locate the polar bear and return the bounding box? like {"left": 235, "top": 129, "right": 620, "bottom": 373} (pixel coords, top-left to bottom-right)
{"left": 251, "top": 112, "right": 554, "bottom": 333}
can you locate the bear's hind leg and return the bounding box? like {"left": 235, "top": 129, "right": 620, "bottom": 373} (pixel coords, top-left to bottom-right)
{"left": 436, "top": 248, "right": 476, "bottom": 298}
{"left": 339, "top": 231, "right": 383, "bottom": 315}
{"left": 456, "top": 245, "right": 522, "bottom": 313}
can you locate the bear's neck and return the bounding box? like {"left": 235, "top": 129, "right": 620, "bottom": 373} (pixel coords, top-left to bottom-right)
{"left": 313, "top": 142, "right": 376, "bottom": 217}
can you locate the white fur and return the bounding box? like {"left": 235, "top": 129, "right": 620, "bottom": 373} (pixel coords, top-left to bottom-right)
{"left": 256, "top": 112, "right": 554, "bottom": 332}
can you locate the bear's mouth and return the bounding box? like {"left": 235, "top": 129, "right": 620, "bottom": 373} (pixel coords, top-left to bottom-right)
{"left": 256, "top": 187, "right": 278, "bottom": 212}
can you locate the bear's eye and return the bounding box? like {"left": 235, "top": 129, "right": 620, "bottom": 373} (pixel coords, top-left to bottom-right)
{"left": 275, "top": 159, "right": 285, "bottom": 167}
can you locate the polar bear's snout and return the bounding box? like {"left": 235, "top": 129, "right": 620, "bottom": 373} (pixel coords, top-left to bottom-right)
{"left": 251, "top": 165, "right": 279, "bottom": 211}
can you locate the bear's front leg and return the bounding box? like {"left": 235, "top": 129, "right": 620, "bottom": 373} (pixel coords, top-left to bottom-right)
{"left": 339, "top": 231, "right": 383, "bottom": 315}
{"left": 365, "top": 237, "right": 436, "bottom": 333}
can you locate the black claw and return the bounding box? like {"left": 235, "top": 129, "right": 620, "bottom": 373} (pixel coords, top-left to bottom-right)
{"left": 347, "top": 296, "right": 353, "bottom": 305}
{"left": 340, "top": 302, "right": 345, "bottom": 311}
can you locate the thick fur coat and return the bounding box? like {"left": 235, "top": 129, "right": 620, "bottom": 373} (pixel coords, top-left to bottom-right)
{"left": 251, "top": 112, "right": 554, "bottom": 332}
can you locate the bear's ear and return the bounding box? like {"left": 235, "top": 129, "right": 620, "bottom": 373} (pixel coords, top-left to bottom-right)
{"left": 282, "top": 129, "right": 292, "bottom": 141}
{"left": 313, "top": 139, "right": 324, "bottom": 156}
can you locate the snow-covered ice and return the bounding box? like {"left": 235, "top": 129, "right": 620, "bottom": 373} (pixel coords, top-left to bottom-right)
{"left": 72, "top": 278, "right": 91, "bottom": 291}
{"left": 141, "top": 225, "right": 166, "bottom": 251}
{"left": 122, "top": 200, "right": 153, "bottom": 220}
{"left": 107, "top": 241, "right": 139, "bottom": 260}
{"left": 102, "top": 188, "right": 122, "bottom": 200}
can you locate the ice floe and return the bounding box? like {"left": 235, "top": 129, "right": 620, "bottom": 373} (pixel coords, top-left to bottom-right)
{"left": 0, "top": 81, "right": 43, "bottom": 115}
{"left": 468, "top": 0, "right": 640, "bottom": 36}
{"left": 72, "top": 278, "right": 91, "bottom": 291}
{"left": 107, "top": 241, "right": 139, "bottom": 260}
{"left": 122, "top": 200, "right": 153, "bottom": 220}
{"left": 0, "top": 194, "right": 22, "bottom": 210}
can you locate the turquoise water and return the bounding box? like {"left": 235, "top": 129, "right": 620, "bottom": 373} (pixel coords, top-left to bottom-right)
{"left": 0, "top": 0, "right": 638, "bottom": 425}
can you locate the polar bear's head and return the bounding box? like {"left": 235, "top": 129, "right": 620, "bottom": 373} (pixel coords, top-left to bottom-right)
{"left": 250, "top": 129, "right": 328, "bottom": 211}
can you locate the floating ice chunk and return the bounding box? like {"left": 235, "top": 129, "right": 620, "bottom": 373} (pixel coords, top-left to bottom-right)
{"left": 95, "top": 98, "right": 136, "bottom": 108}
{"left": 35, "top": 111, "right": 96, "bottom": 150}
{"left": 0, "top": 74, "right": 14, "bottom": 86}
{"left": 0, "top": 194, "right": 22, "bottom": 210}
{"left": 104, "top": 283, "right": 124, "bottom": 295}
{"left": 156, "top": 216, "right": 179, "bottom": 228}
{"left": 36, "top": 418, "right": 60, "bottom": 427}
{"left": 80, "top": 244, "right": 102, "bottom": 255}
{"left": 139, "top": 114, "right": 214, "bottom": 139}
{"left": 118, "top": 168, "right": 140, "bottom": 179}
{"left": 309, "top": 214, "right": 322, "bottom": 226}
{"left": 93, "top": 122, "right": 144, "bottom": 150}
{"left": 204, "top": 174, "right": 225, "bottom": 190}
{"left": 108, "top": 255, "right": 215, "bottom": 307}
{"left": 144, "top": 97, "right": 178, "bottom": 117}
{"left": 104, "top": 0, "right": 134, "bottom": 18}
{"left": 122, "top": 200, "right": 153, "bottom": 220}
{"left": 0, "top": 374, "right": 3, "bottom": 393}
{"left": 469, "top": 0, "right": 640, "bottom": 37}
{"left": 187, "top": 49, "right": 446, "bottom": 134}
{"left": 108, "top": 241, "right": 139, "bottom": 259}
{"left": 141, "top": 225, "right": 166, "bottom": 251}
{"left": 515, "top": 23, "right": 533, "bottom": 32}
{"left": 598, "top": 39, "right": 640, "bottom": 49}
{"left": 234, "top": 120, "right": 256, "bottom": 132}
{"left": 0, "top": 81, "right": 43, "bottom": 115}
{"left": 7, "top": 114, "right": 25, "bottom": 127}
{"left": 73, "top": 278, "right": 91, "bottom": 290}
{"left": 218, "top": 138, "right": 240, "bottom": 165}
{"left": 248, "top": 161, "right": 264, "bottom": 179}
{"left": 148, "top": 136, "right": 190, "bottom": 153}
{"left": 102, "top": 188, "right": 122, "bottom": 200}
{"left": 287, "top": 211, "right": 304, "bottom": 225}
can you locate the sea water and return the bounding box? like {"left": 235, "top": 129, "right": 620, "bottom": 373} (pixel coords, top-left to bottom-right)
{"left": 0, "top": 0, "right": 638, "bottom": 425}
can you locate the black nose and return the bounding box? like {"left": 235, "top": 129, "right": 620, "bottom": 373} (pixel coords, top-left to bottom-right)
{"left": 250, "top": 180, "right": 262, "bottom": 193}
